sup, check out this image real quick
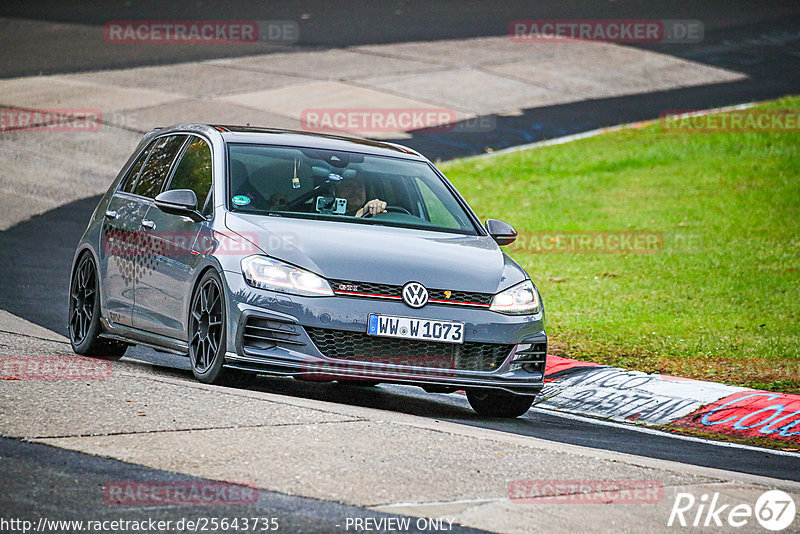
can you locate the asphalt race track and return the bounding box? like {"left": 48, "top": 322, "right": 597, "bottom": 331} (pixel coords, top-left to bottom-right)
{"left": 0, "top": 437, "right": 488, "bottom": 534}
{"left": 1, "top": 1, "right": 799, "bottom": 78}
{"left": 2, "top": 1, "right": 800, "bottom": 531}
{"left": 2, "top": 1, "right": 800, "bottom": 159}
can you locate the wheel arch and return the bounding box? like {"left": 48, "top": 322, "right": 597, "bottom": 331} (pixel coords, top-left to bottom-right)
{"left": 69, "top": 244, "right": 104, "bottom": 316}
{"left": 184, "top": 261, "right": 227, "bottom": 340}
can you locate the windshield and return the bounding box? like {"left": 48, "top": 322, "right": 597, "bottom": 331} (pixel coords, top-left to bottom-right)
{"left": 227, "top": 143, "right": 478, "bottom": 235}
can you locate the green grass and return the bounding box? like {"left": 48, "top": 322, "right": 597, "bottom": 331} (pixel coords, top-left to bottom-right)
{"left": 441, "top": 96, "right": 800, "bottom": 393}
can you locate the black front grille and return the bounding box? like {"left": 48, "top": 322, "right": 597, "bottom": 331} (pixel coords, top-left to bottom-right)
{"left": 242, "top": 316, "right": 305, "bottom": 351}
{"left": 329, "top": 280, "right": 398, "bottom": 298}
{"left": 429, "top": 289, "right": 492, "bottom": 306}
{"left": 305, "top": 327, "right": 513, "bottom": 372}
{"left": 328, "top": 279, "right": 492, "bottom": 307}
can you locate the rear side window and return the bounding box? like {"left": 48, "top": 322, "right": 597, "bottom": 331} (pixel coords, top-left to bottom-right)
{"left": 120, "top": 141, "right": 154, "bottom": 193}
{"left": 132, "top": 135, "right": 188, "bottom": 199}
{"left": 166, "top": 136, "right": 213, "bottom": 215}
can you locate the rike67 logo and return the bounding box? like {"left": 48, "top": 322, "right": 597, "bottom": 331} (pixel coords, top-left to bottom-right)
{"left": 668, "top": 490, "right": 796, "bottom": 531}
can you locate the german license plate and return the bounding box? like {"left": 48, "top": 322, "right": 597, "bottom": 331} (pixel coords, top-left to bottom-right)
{"left": 367, "top": 314, "right": 464, "bottom": 344}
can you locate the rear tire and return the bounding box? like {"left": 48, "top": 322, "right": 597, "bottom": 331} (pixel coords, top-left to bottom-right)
{"left": 68, "top": 253, "right": 127, "bottom": 359}
{"left": 188, "top": 270, "right": 252, "bottom": 387}
{"left": 466, "top": 389, "right": 535, "bottom": 418}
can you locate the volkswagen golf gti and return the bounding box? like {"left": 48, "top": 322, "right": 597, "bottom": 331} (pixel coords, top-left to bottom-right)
{"left": 68, "top": 124, "right": 547, "bottom": 417}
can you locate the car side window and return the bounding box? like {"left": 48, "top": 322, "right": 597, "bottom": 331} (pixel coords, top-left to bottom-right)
{"left": 132, "top": 135, "right": 188, "bottom": 199}
{"left": 166, "top": 136, "right": 213, "bottom": 215}
{"left": 120, "top": 140, "right": 155, "bottom": 193}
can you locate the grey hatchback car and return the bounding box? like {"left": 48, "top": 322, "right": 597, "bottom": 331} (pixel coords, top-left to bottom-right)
{"left": 69, "top": 124, "right": 547, "bottom": 417}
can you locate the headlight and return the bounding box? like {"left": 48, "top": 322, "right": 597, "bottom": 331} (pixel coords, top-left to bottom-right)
{"left": 241, "top": 255, "right": 333, "bottom": 296}
{"left": 490, "top": 280, "right": 540, "bottom": 315}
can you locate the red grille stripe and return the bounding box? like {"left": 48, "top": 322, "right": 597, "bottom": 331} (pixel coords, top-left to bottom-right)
{"left": 334, "top": 291, "right": 402, "bottom": 299}
{"left": 428, "top": 299, "right": 490, "bottom": 308}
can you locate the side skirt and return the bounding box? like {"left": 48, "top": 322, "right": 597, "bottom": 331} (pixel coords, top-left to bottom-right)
{"left": 99, "top": 317, "right": 189, "bottom": 356}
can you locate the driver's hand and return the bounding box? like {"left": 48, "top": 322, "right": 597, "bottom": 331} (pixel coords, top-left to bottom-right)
{"left": 358, "top": 199, "right": 387, "bottom": 217}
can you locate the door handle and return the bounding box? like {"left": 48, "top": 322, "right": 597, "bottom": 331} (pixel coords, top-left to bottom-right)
{"left": 141, "top": 219, "right": 156, "bottom": 230}
{"left": 104, "top": 210, "right": 118, "bottom": 219}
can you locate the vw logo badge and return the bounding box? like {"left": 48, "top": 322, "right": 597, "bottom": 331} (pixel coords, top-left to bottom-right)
{"left": 402, "top": 282, "right": 429, "bottom": 308}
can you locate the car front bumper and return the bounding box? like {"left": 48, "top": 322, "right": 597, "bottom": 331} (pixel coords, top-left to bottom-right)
{"left": 221, "top": 271, "right": 547, "bottom": 395}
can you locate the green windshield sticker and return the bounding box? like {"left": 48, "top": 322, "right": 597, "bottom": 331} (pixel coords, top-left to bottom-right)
{"left": 232, "top": 195, "right": 251, "bottom": 206}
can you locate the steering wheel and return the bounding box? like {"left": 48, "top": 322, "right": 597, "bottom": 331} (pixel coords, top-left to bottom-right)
{"left": 361, "top": 205, "right": 412, "bottom": 218}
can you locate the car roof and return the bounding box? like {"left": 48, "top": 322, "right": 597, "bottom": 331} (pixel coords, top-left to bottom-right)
{"left": 146, "top": 124, "right": 426, "bottom": 161}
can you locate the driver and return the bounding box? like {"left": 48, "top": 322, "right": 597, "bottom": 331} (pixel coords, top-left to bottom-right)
{"left": 336, "top": 176, "right": 387, "bottom": 217}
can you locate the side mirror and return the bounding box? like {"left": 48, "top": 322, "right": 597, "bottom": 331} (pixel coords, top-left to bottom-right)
{"left": 154, "top": 189, "right": 205, "bottom": 222}
{"left": 485, "top": 218, "right": 517, "bottom": 246}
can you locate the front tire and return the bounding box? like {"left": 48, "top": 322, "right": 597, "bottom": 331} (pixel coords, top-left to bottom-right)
{"left": 466, "top": 389, "right": 535, "bottom": 418}
{"left": 68, "top": 253, "right": 127, "bottom": 359}
{"left": 188, "top": 270, "right": 251, "bottom": 386}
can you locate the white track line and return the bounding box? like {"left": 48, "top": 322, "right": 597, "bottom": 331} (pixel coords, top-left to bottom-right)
{"left": 460, "top": 102, "right": 761, "bottom": 161}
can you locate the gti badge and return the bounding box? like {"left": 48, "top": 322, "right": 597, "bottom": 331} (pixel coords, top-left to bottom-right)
{"left": 402, "top": 282, "right": 429, "bottom": 308}
{"left": 337, "top": 284, "right": 358, "bottom": 292}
